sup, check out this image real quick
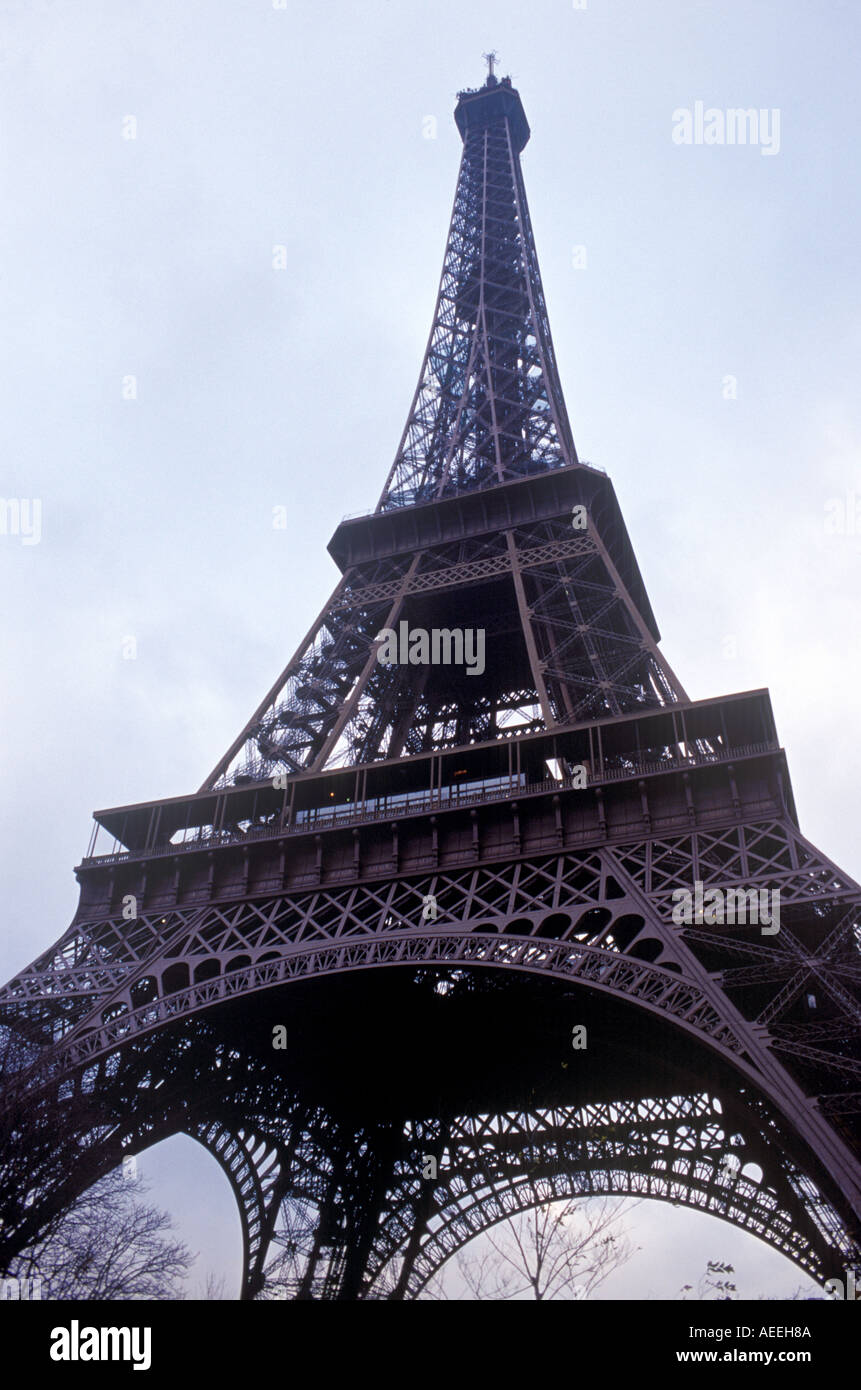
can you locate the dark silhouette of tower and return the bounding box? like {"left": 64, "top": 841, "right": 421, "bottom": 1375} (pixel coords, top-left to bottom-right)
{"left": 1, "top": 66, "right": 859, "bottom": 1300}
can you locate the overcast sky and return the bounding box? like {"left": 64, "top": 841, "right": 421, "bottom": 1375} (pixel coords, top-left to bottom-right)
{"left": 1, "top": 0, "right": 858, "bottom": 1298}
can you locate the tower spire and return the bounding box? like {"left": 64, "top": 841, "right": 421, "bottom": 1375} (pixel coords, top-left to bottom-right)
{"left": 376, "top": 72, "right": 571, "bottom": 513}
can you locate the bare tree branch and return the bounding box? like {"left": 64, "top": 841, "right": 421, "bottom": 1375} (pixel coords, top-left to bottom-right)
{"left": 433, "top": 1194, "right": 639, "bottom": 1300}
{"left": 4, "top": 1166, "right": 193, "bottom": 1300}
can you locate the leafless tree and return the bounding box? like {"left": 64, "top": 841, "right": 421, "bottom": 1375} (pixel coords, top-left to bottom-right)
{"left": 680, "top": 1259, "right": 738, "bottom": 1300}
{"left": 6, "top": 1166, "right": 192, "bottom": 1300}
{"left": 422, "top": 1195, "right": 639, "bottom": 1300}
{"left": 680, "top": 1260, "right": 818, "bottom": 1301}
{"left": 193, "top": 1272, "right": 228, "bottom": 1300}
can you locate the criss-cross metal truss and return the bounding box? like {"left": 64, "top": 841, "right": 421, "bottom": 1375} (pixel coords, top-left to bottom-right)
{"left": 193, "top": 1091, "right": 860, "bottom": 1300}
{"left": 377, "top": 77, "right": 574, "bottom": 508}
{"left": 363, "top": 1093, "right": 852, "bottom": 1298}
{"left": 204, "top": 509, "right": 687, "bottom": 788}
{"left": 1, "top": 69, "right": 859, "bottom": 1300}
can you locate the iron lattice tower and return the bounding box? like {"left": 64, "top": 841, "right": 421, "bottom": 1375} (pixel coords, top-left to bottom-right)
{"left": 1, "top": 69, "right": 860, "bottom": 1300}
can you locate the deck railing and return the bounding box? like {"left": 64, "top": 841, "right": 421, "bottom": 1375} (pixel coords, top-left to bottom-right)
{"left": 80, "top": 739, "right": 777, "bottom": 869}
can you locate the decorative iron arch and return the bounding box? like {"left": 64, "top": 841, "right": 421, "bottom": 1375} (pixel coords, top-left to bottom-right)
{"left": 38, "top": 930, "right": 857, "bottom": 1237}
{"left": 377, "top": 1165, "right": 819, "bottom": 1300}
{"left": 360, "top": 1091, "right": 839, "bottom": 1298}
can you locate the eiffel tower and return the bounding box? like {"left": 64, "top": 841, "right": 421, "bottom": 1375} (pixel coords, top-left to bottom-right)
{"left": 2, "top": 63, "right": 860, "bottom": 1302}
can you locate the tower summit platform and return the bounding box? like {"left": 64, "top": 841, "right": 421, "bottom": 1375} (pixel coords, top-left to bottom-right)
{"left": 455, "top": 70, "right": 531, "bottom": 153}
